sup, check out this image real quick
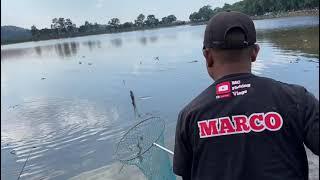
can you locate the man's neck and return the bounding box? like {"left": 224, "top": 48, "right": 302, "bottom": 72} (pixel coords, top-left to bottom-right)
{"left": 213, "top": 69, "right": 251, "bottom": 81}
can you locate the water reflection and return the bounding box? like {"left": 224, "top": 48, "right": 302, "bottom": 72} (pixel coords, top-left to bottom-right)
{"left": 254, "top": 16, "right": 318, "bottom": 30}
{"left": 4, "top": 27, "right": 317, "bottom": 61}
{"left": 34, "top": 46, "right": 42, "bottom": 56}
{"left": 137, "top": 36, "right": 159, "bottom": 46}
{"left": 1, "top": 48, "right": 33, "bottom": 60}
{"left": 70, "top": 42, "right": 79, "bottom": 54}
{"left": 1, "top": 97, "right": 124, "bottom": 180}
{"left": 139, "top": 37, "right": 147, "bottom": 46}
{"left": 54, "top": 42, "right": 80, "bottom": 58}
{"left": 82, "top": 40, "right": 101, "bottom": 51}
{"left": 1, "top": 42, "right": 81, "bottom": 60}
{"left": 164, "top": 34, "right": 177, "bottom": 40}
{"left": 258, "top": 26, "right": 319, "bottom": 57}
{"left": 110, "top": 38, "right": 122, "bottom": 48}
{"left": 149, "top": 36, "right": 158, "bottom": 43}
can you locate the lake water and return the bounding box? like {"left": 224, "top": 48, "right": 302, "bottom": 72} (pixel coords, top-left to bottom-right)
{"left": 1, "top": 16, "right": 319, "bottom": 180}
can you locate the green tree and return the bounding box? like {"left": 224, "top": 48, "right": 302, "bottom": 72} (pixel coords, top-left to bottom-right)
{"left": 85, "top": 21, "right": 91, "bottom": 27}
{"left": 65, "top": 18, "right": 76, "bottom": 33}
{"left": 161, "top": 15, "right": 177, "bottom": 24}
{"left": 51, "top": 18, "right": 58, "bottom": 29}
{"left": 189, "top": 12, "right": 201, "bottom": 22}
{"left": 145, "top": 15, "right": 159, "bottom": 27}
{"left": 189, "top": 5, "right": 215, "bottom": 22}
{"left": 38, "top": 28, "right": 53, "bottom": 38}
{"left": 230, "top": 1, "right": 246, "bottom": 13}
{"left": 134, "top": 14, "right": 145, "bottom": 27}
{"left": 213, "top": 7, "right": 224, "bottom": 14}
{"left": 108, "top": 18, "right": 120, "bottom": 28}
{"left": 93, "top": 22, "right": 99, "bottom": 31}
{"left": 79, "top": 21, "right": 92, "bottom": 32}
{"left": 78, "top": 25, "right": 86, "bottom": 32}
{"left": 31, "top": 25, "right": 39, "bottom": 37}
{"left": 57, "top": 18, "right": 66, "bottom": 32}
{"left": 304, "top": 0, "right": 319, "bottom": 8}
{"left": 198, "top": 5, "right": 214, "bottom": 21}
{"left": 122, "top": 22, "right": 134, "bottom": 28}
{"left": 51, "top": 17, "right": 67, "bottom": 35}
{"left": 222, "top": 3, "right": 232, "bottom": 11}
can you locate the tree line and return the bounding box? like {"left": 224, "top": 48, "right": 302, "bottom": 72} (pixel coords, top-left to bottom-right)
{"left": 189, "top": 0, "right": 318, "bottom": 22}
{"left": 29, "top": 0, "right": 318, "bottom": 40}
{"left": 30, "top": 14, "right": 182, "bottom": 40}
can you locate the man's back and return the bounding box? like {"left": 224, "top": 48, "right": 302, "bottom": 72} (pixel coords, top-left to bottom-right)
{"left": 173, "top": 73, "right": 319, "bottom": 180}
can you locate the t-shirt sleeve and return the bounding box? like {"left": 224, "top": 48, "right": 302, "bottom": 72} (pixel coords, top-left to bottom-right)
{"left": 173, "top": 110, "right": 193, "bottom": 177}
{"left": 301, "top": 89, "right": 319, "bottom": 155}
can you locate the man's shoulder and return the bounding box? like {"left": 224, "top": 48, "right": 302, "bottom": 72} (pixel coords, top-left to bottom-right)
{"left": 256, "top": 76, "right": 306, "bottom": 94}
{"left": 179, "top": 84, "right": 216, "bottom": 117}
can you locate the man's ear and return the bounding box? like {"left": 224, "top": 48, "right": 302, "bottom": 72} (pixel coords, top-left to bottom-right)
{"left": 250, "top": 44, "right": 260, "bottom": 62}
{"left": 203, "top": 49, "right": 214, "bottom": 68}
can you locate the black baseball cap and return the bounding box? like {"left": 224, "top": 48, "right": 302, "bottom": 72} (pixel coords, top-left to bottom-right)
{"left": 203, "top": 11, "right": 256, "bottom": 49}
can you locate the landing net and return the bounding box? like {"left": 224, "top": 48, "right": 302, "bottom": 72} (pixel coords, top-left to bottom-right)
{"left": 115, "top": 117, "right": 176, "bottom": 180}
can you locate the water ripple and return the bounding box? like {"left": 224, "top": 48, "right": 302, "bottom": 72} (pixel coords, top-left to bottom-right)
{"left": 1, "top": 97, "right": 126, "bottom": 179}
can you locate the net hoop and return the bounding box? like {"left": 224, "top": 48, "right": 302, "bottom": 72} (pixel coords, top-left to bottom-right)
{"left": 115, "top": 117, "right": 165, "bottom": 162}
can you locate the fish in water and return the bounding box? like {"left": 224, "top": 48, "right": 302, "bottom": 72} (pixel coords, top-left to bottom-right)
{"left": 88, "top": 62, "right": 93, "bottom": 65}
{"left": 79, "top": 61, "right": 82, "bottom": 64}
{"left": 154, "top": 56, "right": 159, "bottom": 61}
{"left": 130, "top": 90, "right": 136, "bottom": 109}
{"left": 130, "top": 90, "right": 141, "bottom": 118}
{"left": 41, "top": 77, "right": 46, "bottom": 80}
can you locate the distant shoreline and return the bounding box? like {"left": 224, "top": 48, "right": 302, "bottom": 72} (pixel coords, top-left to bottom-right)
{"left": 1, "top": 9, "right": 319, "bottom": 46}
{"left": 251, "top": 9, "right": 319, "bottom": 20}
{"left": 188, "top": 9, "right": 319, "bottom": 26}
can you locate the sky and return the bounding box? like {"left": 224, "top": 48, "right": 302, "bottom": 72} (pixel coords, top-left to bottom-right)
{"left": 1, "top": 0, "right": 240, "bottom": 29}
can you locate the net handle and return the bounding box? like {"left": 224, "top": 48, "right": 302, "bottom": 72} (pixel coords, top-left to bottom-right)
{"left": 153, "top": 143, "right": 174, "bottom": 155}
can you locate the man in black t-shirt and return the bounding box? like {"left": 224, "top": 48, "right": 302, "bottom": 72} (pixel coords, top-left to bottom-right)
{"left": 173, "top": 11, "right": 319, "bottom": 180}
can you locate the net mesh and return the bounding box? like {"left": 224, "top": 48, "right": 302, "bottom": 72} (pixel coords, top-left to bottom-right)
{"left": 115, "top": 117, "right": 176, "bottom": 180}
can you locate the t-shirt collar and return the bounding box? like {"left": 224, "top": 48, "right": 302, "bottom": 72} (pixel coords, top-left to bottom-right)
{"left": 214, "top": 73, "right": 255, "bottom": 84}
